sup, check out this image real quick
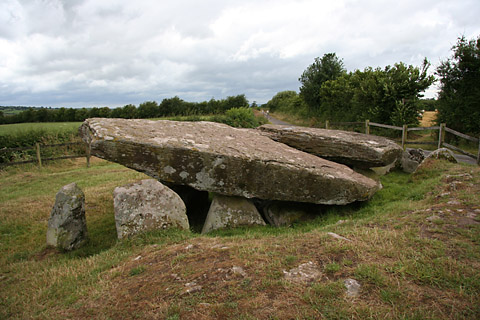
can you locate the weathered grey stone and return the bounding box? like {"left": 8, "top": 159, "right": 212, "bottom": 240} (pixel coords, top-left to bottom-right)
{"left": 47, "top": 183, "right": 88, "bottom": 251}
{"left": 258, "top": 124, "right": 403, "bottom": 169}
{"left": 263, "top": 201, "right": 318, "bottom": 227}
{"left": 283, "top": 261, "right": 322, "bottom": 284}
{"left": 344, "top": 278, "right": 361, "bottom": 297}
{"left": 201, "top": 194, "right": 265, "bottom": 233}
{"left": 113, "top": 179, "right": 189, "bottom": 239}
{"left": 414, "top": 148, "right": 458, "bottom": 173}
{"left": 424, "top": 148, "right": 458, "bottom": 163}
{"left": 80, "top": 118, "right": 380, "bottom": 205}
{"left": 397, "top": 148, "right": 426, "bottom": 173}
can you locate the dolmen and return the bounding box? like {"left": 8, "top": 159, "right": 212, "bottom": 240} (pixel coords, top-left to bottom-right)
{"left": 80, "top": 118, "right": 381, "bottom": 206}
{"left": 80, "top": 118, "right": 401, "bottom": 238}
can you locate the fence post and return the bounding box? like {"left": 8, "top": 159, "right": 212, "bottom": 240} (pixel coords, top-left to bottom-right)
{"left": 365, "top": 120, "right": 370, "bottom": 135}
{"left": 477, "top": 136, "right": 480, "bottom": 166}
{"left": 36, "top": 143, "right": 42, "bottom": 168}
{"left": 438, "top": 123, "right": 446, "bottom": 149}
{"left": 401, "top": 125, "right": 408, "bottom": 150}
{"left": 325, "top": 120, "right": 330, "bottom": 130}
{"left": 86, "top": 142, "right": 91, "bottom": 168}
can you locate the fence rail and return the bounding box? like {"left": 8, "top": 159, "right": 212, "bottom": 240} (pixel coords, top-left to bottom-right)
{"left": 325, "top": 119, "right": 479, "bottom": 165}
{"left": 0, "top": 142, "right": 91, "bottom": 168}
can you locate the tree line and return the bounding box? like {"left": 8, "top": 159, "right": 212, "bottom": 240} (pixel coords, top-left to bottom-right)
{"left": 267, "top": 35, "right": 479, "bottom": 134}
{"left": 0, "top": 95, "right": 249, "bottom": 125}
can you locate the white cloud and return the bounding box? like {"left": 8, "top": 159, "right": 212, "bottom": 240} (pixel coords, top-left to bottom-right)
{"left": 0, "top": 0, "right": 479, "bottom": 107}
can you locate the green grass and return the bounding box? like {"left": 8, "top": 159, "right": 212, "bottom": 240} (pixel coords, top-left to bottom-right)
{"left": 0, "top": 122, "right": 82, "bottom": 135}
{"left": 0, "top": 158, "right": 479, "bottom": 319}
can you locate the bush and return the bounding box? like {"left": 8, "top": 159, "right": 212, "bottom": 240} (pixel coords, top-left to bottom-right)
{"left": 222, "top": 108, "right": 264, "bottom": 128}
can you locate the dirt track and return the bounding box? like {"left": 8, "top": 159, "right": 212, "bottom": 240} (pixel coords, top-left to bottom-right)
{"left": 420, "top": 111, "right": 438, "bottom": 127}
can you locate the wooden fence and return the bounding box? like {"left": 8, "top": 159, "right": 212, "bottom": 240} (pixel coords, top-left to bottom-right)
{"left": 2, "top": 120, "right": 479, "bottom": 167}
{"left": 0, "top": 142, "right": 91, "bottom": 168}
{"left": 325, "top": 120, "right": 480, "bottom": 165}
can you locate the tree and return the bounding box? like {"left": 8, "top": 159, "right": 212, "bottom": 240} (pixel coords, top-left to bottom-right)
{"left": 436, "top": 35, "right": 480, "bottom": 133}
{"left": 159, "top": 96, "right": 184, "bottom": 117}
{"left": 299, "top": 53, "right": 346, "bottom": 114}
{"left": 317, "top": 60, "right": 434, "bottom": 125}
{"left": 137, "top": 101, "right": 158, "bottom": 118}
{"left": 265, "top": 91, "right": 308, "bottom": 116}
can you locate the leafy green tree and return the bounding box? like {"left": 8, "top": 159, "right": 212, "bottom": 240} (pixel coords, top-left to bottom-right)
{"left": 122, "top": 104, "right": 137, "bottom": 118}
{"left": 318, "top": 60, "right": 434, "bottom": 125}
{"left": 159, "top": 96, "right": 184, "bottom": 117}
{"left": 137, "top": 101, "right": 158, "bottom": 118}
{"left": 266, "top": 91, "right": 297, "bottom": 112}
{"left": 75, "top": 108, "right": 90, "bottom": 121}
{"left": 299, "top": 53, "right": 346, "bottom": 114}
{"left": 436, "top": 35, "right": 480, "bottom": 133}
{"left": 36, "top": 108, "right": 49, "bottom": 122}
{"left": 221, "top": 95, "right": 249, "bottom": 112}
{"left": 65, "top": 108, "right": 76, "bottom": 122}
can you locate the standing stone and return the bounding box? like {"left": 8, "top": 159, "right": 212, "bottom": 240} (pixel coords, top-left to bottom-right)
{"left": 113, "top": 179, "right": 189, "bottom": 239}
{"left": 397, "top": 148, "right": 426, "bottom": 173}
{"left": 47, "top": 183, "right": 88, "bottom": 251}
{"left": 201, "top": 194, "right": 266, "bottom": 234}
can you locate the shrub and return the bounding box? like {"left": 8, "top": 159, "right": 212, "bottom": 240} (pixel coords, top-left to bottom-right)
{"left": 222, "top": 107, "right": 263, "bottom": 128}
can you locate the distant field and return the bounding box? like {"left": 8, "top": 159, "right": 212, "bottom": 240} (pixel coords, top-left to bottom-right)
{"left": 0, "top": 108, "right": 27, "bottom": 116}
{"left": 0, "top": 122, "right": 82, "bottom": 135}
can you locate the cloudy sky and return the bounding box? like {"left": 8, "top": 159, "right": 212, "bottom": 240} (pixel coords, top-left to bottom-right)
{"left": 1, "top": 0, "right": 479, "bottom": 108}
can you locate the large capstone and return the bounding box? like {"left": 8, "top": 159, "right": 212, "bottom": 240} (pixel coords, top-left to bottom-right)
{"left": 47, "top": 183, "right": 88, "bottom": 251}
{"left": 258, "top": 124, "right": 403, "bottom": 169}
{"left": 113, "top": 179, "right": 189, "bottom": 239}
{"left": 80, "top": 118, "right": 380, "bottom": 205}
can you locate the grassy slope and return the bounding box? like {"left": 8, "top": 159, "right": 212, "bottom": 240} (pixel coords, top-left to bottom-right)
{"left": 0, "top": 157, "right": 479, "bottom": 319}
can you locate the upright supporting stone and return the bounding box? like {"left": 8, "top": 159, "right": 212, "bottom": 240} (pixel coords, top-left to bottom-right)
{"left": 47, "top": 183, "right": 88, "bottom": 251}
{"left": 113, "top": 179, "right": 189, "bottom": 239}
{"left": 202, "top": 194, "right": 265, "bottom": 234}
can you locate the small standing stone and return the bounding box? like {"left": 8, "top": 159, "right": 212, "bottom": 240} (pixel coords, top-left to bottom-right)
{"left": 114, "top": 179, "right": 189, "bottom": 239}
{"left": 47, "top": 183, "right": 88, "bottom": 251}
{"left": 201, "top": 194, "right": 265, "bottom": 233}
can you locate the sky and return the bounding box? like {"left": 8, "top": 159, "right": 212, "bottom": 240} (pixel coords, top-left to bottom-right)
{"left": 1, "top": 0, "right": 479, "bottom": 108}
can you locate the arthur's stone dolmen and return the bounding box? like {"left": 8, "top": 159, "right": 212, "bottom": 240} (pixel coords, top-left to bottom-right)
{"left": 202, "top": 194, "right": 266, "bottom": 233}
{"left": 113, "top": 179, "right": 189, "bottom": 239}
{"left": 80, "top": 118, "right": 380, "bottom": 205}
{"left": 47, "top": 182, "right": 88, "bottom": 251}
{"left": 258, "top": 124, "right": 403, "bottom": 169}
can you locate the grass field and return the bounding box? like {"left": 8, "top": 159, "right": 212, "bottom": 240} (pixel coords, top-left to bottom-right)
{"left": 0, "top": 122, "right": 82, "bottom": 135}
{"left": 0, "top": 157, "right": 479, "bottom": 319}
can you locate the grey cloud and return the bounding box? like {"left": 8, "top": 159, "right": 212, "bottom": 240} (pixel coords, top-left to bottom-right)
{"left": 1, "top": 0, "right": 479, "bottom": 107}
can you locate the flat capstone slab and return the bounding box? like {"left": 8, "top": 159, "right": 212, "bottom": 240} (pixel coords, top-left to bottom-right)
{"left": 80, "top": 118, "right": 380, "bottom": 205}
